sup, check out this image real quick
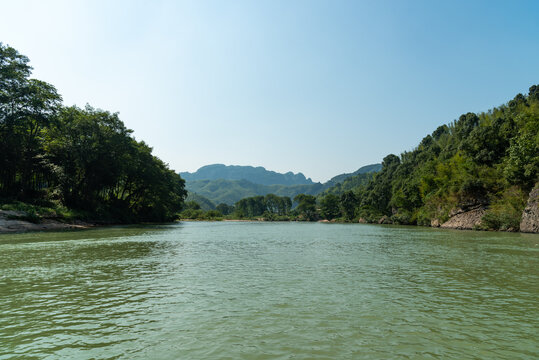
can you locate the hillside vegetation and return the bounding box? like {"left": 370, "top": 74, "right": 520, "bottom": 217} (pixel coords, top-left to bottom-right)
{"left": 332, "top": 86, "right": 539, "bottom": 230}
{"left": 186, "top": 179, "right": 323, "bottom": 205}
{"left": 185, "top": 192, "right": 215, "bottom": 211}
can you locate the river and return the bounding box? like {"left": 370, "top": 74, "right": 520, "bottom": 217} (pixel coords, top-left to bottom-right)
{"left": 0, "top": 222, "right": 537, "bottom": 359}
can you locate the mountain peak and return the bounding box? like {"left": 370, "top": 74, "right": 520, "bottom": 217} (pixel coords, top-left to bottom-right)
{"left": 180, "top": 164, "right": 314, "bottom": 186}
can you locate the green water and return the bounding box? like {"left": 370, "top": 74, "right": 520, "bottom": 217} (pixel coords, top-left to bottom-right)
{"left": 0, "top": 222, "right": 537, "bottom": 359}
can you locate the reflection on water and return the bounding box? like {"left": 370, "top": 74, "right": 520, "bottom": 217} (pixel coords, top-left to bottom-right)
{"left": 0, "top": 222, "right": 537, "bottom": 359}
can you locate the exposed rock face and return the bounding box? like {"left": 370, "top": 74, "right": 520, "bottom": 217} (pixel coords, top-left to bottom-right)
{"left": 520, "top": 185, "right": 539, "bottom": 233}
{"left": 431, "top": 219, "right": 440, "bottom": 227}
{"left": 440, "top": 206, "right": 486, "bottom": 230}
{"left": 358, "top": 218, "right": 367, "bottom": 224}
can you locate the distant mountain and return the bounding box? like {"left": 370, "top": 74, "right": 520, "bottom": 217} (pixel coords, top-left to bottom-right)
{"left": 185, "top": 191, "right": 215, "bottom": 210}
{"left": 185, "top": 179, "right": 323, "bottom": 205}
{"left": 181, "top": 163, "right": 382, "bottom": 205}
{"left": 326, "top": 163, "right": 382, "bottom": 185}
{"left": 180, "top": 164, "right": 314, "bottom": 186}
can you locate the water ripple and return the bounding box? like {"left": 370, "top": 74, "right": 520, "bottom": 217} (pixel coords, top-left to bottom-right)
{"left": 0, "top": 223, "right": 537, "bottom": 359}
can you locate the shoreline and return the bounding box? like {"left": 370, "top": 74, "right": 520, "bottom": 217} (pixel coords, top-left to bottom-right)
{"left": 1, "top": 212, "right": 537, "bottom": 235}
{"left": 179, "top": 218, "right": 539, "bottom": 234}
{"left": 0, "top": 210, "right": 96, "bottom": 234}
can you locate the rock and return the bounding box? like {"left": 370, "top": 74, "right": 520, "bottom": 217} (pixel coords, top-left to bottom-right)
{"left": 378, "top": 215, "right": 391, "bottom": 224}
{"left": 431, "top": 219, "right": 440, "bottom": 227}
{"left": 441, "top": 206, "right": 486, "bottom": 230}
{"left": 358, "top": 218, "right": 367, "bottom": 224}
{"left": 520, "top": 184, "right": 539, "bottom": 233}
{"left": 0, "top": 210, "right": 27, "bottom": 217}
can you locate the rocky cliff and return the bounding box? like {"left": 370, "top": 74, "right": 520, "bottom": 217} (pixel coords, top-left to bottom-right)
{"left": 520, "top": 184, "right": 539, "bottom": 233}
{"left": 440, "top": 206, "right": 486, "bottom": 230}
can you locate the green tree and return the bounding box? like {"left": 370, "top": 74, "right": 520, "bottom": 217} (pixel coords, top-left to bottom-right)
{"left": 319, "top": 194, "right": 340, "bottom": 220}
{"left": 340, "top": 191, "right": 357, "bottom": 221}
{"left": 277, "top": 196, "right": 292, "bottom": 215}
{"left": 234, "top": 195, "right": 265, "bottom": 217}
{"left": 184, "top": 201, "right": 201, "bottom": 210}
{"left": 264, "top": 193, "right": 280, "bottom": 214}
{"left": 0, "top": 43, "right": 62, "bottom": 197}
{"left": 504, "top": 133, "right": 539, "bottom": 189}
{"left": 293, "top": 194, "right": 317, "bottom": 220}
{"left": 216, "top": 203, "right": 233, "bottom": 215}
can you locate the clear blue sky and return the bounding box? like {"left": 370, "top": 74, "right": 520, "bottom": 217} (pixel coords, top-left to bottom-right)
{"left": 1, "top": 0, "right": 538, "bottom": 182}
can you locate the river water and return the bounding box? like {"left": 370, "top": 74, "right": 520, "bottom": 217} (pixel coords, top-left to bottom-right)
{"left": 0, "top": 222, "right": 537, "bottom": 359}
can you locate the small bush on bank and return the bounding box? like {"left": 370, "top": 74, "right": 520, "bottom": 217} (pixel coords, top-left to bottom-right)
{"left": 481, "top": 187, "right": 527, "bottom": 231}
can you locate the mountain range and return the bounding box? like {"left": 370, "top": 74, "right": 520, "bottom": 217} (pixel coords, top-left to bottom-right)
{"left": 182, "top": 164, "right": 381, "bottom": 206}
{"left": 180, "top": 164, "right": 314, "bottom": 185}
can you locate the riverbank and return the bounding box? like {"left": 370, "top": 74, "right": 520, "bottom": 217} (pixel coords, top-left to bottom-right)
{"left": 2, "top": 208, "right": 537, "bottom": 235}
{"left": 0, "top": 210, "right": 95, "bottom": 233}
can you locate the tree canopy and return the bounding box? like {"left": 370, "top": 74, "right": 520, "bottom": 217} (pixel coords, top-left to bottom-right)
{"left": 0, "top": 43, "right": 186, "bottom": 222}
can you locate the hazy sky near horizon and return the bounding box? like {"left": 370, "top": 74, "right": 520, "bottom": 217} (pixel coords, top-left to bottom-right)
{"left": 1, "top": 0, "right": 538, "bottom": 182}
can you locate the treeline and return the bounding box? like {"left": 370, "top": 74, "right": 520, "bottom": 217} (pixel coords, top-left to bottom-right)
{"left": 181, "top": 194, "right": 293, "bottom": 220}
{"left": 184, "top": 87, "right": 538, "bottom": 231}
{"left": 180, "top": 192, "right": 354, "bottom": 222}
{"left": 0, "top": 44, "right": 186, "bottom": 222}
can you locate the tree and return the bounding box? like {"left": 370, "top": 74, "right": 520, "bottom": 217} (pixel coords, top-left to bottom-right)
{"left": 340, "top": 191, "right": 357, "bottom": 221}
{"left": 184, "top": 201, "right": 201, "bottom": 210}
{"left": 264, "top": 193, "right": 280, "bottom": 214}
{"left": 0, "top": 43, "right": 62, "bottom": 197}
{"left": 293, "top": 194, "right": 317, "bottom": 220}
{"left": 0, "top": 44, "right": 187, "bottom": 222}
{"left": 319, "top": 194, "right": 340, "bottom": 220}
{"left": 504, "top": 133, "right": 539, "bottom": 189}
{"left": 234, "top": 195, "right": 265, "bottom": 217}
{"left": 216, "top": 203, "right": 233, "bottom": 215}
{"left": 277, "top": 196, "right": 292, "bottom": 215}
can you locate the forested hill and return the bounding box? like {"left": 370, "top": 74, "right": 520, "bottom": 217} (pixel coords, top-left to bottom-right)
{"left": 337, "top": 85, "right": 539, "bottom": 231}
{"left": 186, "top": 179, "right": 324, "bottom": 205}
{"left": 180, "top": 164, "right": 314, "bottom": 185}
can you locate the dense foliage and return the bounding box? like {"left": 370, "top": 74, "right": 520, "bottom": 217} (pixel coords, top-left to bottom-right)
{"left": 186, "top": 178, "right": 324, "bottom": 205}
{"left": 317, "top": 172, "right": 374, "bottom": 197}
{"left": 185, "top": 191, "right": 215, "bottom": 211}
{"left": 319, "top": 87, "right": 539, "bottom": 230}
{"left": 235, "top": 194, "right": 292, "bottom": 219}
{"left": 0, "top": 44, "right": 186, "bottom": 222}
